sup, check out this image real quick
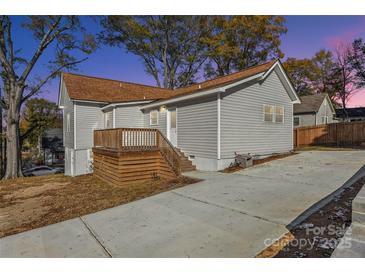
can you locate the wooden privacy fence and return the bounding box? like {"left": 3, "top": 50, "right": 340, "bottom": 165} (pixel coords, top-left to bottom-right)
{"left": 294, "top": 121, "right": 365, "bottom": 148}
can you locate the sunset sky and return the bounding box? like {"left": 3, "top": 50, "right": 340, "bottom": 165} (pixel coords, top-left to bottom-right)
{"left": 11, "top": 15, "right": 365, "bottom": 107}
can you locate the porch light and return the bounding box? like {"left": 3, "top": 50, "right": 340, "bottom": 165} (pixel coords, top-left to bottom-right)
{"left": 160, "top": 106, "right": 167, "bottom": 112}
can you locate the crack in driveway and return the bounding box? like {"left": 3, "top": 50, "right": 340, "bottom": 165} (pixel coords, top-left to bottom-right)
{"left": 171, "top": 191, "right": 286, "bottom": 227}
{"left": 79, "top": 216, "right": 113, "bottom": 258}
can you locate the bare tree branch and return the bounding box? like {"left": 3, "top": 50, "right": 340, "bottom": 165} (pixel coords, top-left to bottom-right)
{"left": 21, "top": 57, "right": 87, "bottom": 103}
{"left": 19, "top": 16, "right": 65, "bottom": 83}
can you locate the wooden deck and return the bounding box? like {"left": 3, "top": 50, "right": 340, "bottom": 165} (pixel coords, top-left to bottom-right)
{"left": 93, "top": 128, "right": 193, "bottom": 186}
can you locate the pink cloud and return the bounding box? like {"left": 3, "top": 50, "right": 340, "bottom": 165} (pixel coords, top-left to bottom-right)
{"left": 325, "top": 18, "right": 365, "bottom": 50}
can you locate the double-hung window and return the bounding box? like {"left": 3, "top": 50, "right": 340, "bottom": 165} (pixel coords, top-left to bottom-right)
{"left": 263, "top": 105, "right": 284, "bottom": 123}
{"left": 150, "top": 110, "right": 158, "bottom": 125}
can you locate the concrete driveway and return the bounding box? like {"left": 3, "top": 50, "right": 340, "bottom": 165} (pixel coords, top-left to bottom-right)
{"left": 1, "top": 150, "right": 365, "bottom": 257}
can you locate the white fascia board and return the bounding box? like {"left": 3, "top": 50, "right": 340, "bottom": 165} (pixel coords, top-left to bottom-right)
{"left": 58, "top": 75, "right": 63, "bottom": 107}
{"left": 140, "top": 72, "right": 265, "bottom": 110}
{"left": 325, "top": 94, "right": 336, "bottom": 114}
{"left": 140, "top": 87, "right": 224, "bottom": 110}
{"left": 261, "top": 61, "right": 301, "bottom": 104}
{"left": 222, "top": 73, "right": 264, "bottom": 90}
{"left": 73, "top": 99, "right": 108, "bottom": 104}
{"left": 102, "top": 100, "right": 153, "bottom": 111}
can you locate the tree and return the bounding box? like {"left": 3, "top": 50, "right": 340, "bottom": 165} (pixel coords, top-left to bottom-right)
{"left": 20, "top": 98, "right": 60, "bottom": 149}
{"left": 312, "top": 49, "right": 337, "bottom": 98}
{"left": 331, "top": 44, "right": 359, "bottom": 115}
{"left": 202, "top": 16, "right": 287, "bottom": 78}
{"left": 283, "top": 57, "right": 317, "bottom": 96}
{"left": 0, "top": 16, "right": 96, "bottom": 179}
{"left": 100, "top": 16, "right": 210, "bottom": 89}
{"left": 283, "top": 50, "right": 337, "bottom": 99}
{"left": 349, "top": 38, "right": 365, "bottom": 87}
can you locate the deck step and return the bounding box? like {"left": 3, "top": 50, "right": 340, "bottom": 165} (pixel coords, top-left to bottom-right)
{"left": 176, "top": 148, "right": 196, "bottom": 172}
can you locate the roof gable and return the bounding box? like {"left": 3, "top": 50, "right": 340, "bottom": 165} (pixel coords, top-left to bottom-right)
{"left": 294, "top": 94, "right": 332, "bottom": 114}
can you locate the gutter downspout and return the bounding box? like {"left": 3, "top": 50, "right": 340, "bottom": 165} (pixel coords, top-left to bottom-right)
{"left": 217, "top": 93, "right": 221, "bottom": 160}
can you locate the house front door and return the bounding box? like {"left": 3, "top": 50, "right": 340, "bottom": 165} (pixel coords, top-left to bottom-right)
{"left": 167, "top": 108, "right": 177, "bottom": 147}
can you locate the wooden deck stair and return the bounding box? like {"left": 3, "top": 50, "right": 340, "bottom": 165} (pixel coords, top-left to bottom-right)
{"left": 93, "top": 128, "right": 192, "bottom": 186}
{"left": 175, "top": 148, "right": 196, "bottom": 172}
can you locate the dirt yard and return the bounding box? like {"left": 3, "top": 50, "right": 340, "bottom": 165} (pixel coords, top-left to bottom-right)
{"left": 0, "top": 174, "right": 200, "bottom": 238}
{"left": 257, "top": 177, "right": 365, "bottom": 258}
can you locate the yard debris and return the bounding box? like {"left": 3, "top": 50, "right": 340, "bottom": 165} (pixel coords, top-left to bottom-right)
{"left": 221, "top": 152, "right": 296, "bottom": 173}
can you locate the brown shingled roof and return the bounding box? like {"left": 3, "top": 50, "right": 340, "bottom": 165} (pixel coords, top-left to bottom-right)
{"left": 62, "top": 60, "right": 277, "bottom": 103}
{"left": 62, "top": 73, "right": 175, "bottom": 103}
{"left": 294, "top": 94, "right": 327, "bottom": 114}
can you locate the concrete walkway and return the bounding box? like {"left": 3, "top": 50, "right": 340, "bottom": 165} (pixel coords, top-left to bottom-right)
{"left": 1, "top": 151, "right": 365, "bottom": 257}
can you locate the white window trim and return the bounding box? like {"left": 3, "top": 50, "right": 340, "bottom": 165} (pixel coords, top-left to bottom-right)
{"left": 263, "top": 104, "right": 285, "bottom": 124}
{"left": 149, "top": 110, "right": 159, "bottom": 126}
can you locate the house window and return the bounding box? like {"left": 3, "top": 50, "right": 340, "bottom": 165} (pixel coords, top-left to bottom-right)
{"left": 263, "top": 105, "right": 274, "bottom": 122}
{"left": 294, "top": 116, "right": 300, "bottom": 127}
{"left": 150, "top": 110, "right": 158, "bottom": 125}
{"left": 275, "top": 106, "right": 284, "bottom": 123}
{"left": 263, "top": 105, "right": 284, "bottom": 123}
{"left": 322, "top": 116, "right": 328, "bottom": 124}
{"left": 66, "top": 113, "right": 71, "bottom": 132}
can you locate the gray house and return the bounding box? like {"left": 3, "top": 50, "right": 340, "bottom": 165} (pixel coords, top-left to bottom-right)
{"left": 58, "top": 60, "right": 300, "bottom": 175}
{"left": 293, "top": 94, "right": 336, "bottom": 128}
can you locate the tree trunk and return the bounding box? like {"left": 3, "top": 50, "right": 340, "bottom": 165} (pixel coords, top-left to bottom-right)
{"left": 3, "top": 85, "right": 23, "bottom": 180}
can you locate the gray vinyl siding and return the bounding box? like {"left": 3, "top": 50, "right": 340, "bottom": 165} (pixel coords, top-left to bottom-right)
{"left": 75, "top": 102, "right": 105, "bottom": 150}
{"left": 295, "top": 114, "right": 316, "bottom": 127}
{"left": 176, "top": 96, "right": 218, "bottom": 159}
{"left": 115, "top": 105, "right": 144, "bottom": 128}
{"left": 143, "top": 110, "right": 167, "bottom": 136}
{"left": 62, "top": 89, "right": 74, "bottom": 149}
{"left": 316, "top": 98, "right": 334, "bottom": 125}
{"left": 74, "top": 149, "right": 93, "bottom": 176}
{"left": 221, "top": 70, "right": 293, "bottom": 159}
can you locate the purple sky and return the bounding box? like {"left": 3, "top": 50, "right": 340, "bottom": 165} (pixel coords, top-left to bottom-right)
{"left": 14, "top": 15, "right": 365, "bottom": 107}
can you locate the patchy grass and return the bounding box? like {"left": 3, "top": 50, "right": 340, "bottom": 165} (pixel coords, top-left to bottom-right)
{"left": 257, "top": 177, "right": 365, "bottom": 258}
{"left": 0, "top": 174, "right": 200, "bottom": 238}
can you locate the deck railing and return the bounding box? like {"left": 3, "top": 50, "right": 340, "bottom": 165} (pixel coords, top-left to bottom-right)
{"left": 94, "top": 128, "right": 181, "bottom": 175}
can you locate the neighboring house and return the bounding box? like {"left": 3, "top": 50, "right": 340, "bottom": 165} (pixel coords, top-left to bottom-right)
{"left": 58, "top": 60, "right": 300, "bottom": 175}
{"left": 41, "top": 128, "right": 64, "bottom": 165}
{"left": 293, "top": 94, "right": 336, "bottom": 128}
{"left": 336, "top": 107, "right": 365, "bottom": 122}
